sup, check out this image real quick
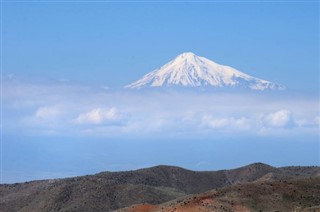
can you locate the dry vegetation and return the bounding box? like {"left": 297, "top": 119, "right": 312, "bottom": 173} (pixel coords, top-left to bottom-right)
{"left": 1, "top": 163, "right": 319, "bottom": 212}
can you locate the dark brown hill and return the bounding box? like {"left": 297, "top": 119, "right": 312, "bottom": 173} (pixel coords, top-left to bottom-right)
{"left": 0, "top": 163, "right": 319, "bottom": 211}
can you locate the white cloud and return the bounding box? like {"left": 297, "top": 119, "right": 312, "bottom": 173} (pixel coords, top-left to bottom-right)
{"left": 3, "top": 79, "right": 319, "bottom": 138}
{"left": 75, "top": 107, "right": 120, "bottom": 125}
{"left": 202, "top": 116, "right": 229, "bottom": 129}
{"left": 35, "top": 106, "right": 61, "bottom": 120}
{"left": 201, "top": 116, "right": 250, "bottom": 130}
{"left": 260, "top": 110, "right": 293, "bottom": 128}
{"left": 234, "top": 117, "right": 251, "bottom": 130}
{"left": 16, "top": 106, "right": 66, "bottom": 133}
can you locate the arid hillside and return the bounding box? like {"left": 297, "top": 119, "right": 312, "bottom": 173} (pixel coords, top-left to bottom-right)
{"left": 116, "top": 177, "right": 320, "bottom": 212}
{"left": 1, "top": 163, "right": 319, "bottom": 212}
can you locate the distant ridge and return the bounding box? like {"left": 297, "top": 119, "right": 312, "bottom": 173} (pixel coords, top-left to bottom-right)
{"left": 126, "top": 52, "right": 285, "bottom": 90}
{"left": 1, "top": 163, "right": 318, "bottom": 211}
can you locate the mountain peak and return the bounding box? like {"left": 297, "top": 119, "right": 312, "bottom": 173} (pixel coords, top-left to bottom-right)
{"left": 176, "top": 52, "right": 196, "bottom": 58}
{"left": 174, "top": 52, "right": 201, "bottom": 65}
{"left": 126, "top": 53, "right": 284, "bottom": 90}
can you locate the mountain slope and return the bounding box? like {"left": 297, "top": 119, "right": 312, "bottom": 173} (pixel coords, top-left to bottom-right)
{"left": 126, "top": 52, "right": 284, "bottom": 90}
{"left": 117, "top": 177, "right": 320, "bottom": 212}
{"left": 1, "top": 163, "right": 318, "bottom": 212}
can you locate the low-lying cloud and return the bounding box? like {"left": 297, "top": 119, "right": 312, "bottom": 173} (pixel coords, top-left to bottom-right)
{"left": 3, "top": 79, "right": 319, "bottom": 139}
{"left": 75, "top": 107, "right": 120, "bottom": 125}
{"left": 260, "top": 110, "right": 293, "bottom": 128}
{"left": 35, "top": 106, "right": 62, "bottom": 120}
{"left": 201, "top": 116, "right": 251, "bottom": 130}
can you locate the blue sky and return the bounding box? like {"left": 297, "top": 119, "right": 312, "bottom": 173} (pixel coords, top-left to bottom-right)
{"left": 3, "top": 1, "right": 319, "bottom": 91}
{"left": 2, "top": 1, "right": 319, "bottom": 183}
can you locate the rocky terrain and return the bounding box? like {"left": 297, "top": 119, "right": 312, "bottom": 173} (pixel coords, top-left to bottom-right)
{"left": 117, "top": 177, "right": 320, "bottom": 212}
{"left": 1, "top": 163, "right": 319, "bottom": 212}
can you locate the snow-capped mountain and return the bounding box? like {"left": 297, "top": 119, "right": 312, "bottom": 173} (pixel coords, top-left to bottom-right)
{"left": 126, "top": 52, "right": 284, "bottom": 90}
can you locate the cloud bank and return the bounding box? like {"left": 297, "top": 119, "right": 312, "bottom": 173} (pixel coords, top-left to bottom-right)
{"left": 3, "top": 79, "right": 319, "bottom": 139}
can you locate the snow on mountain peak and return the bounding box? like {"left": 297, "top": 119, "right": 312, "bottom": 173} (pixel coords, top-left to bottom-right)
{"left": 176, "top": 52, "right": 196, "bottom": 59}
{"left": 126, "top": 52, "right": 285, "bottom": 90}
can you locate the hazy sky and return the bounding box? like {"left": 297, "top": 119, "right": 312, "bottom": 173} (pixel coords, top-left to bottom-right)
{"left": 2, "top": 1, "right": 319, "bottom": 183}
